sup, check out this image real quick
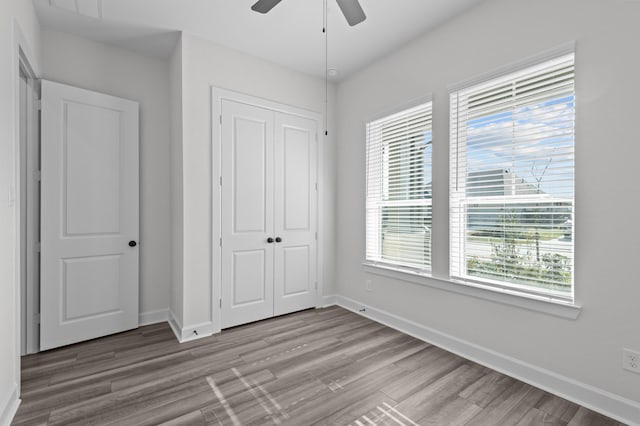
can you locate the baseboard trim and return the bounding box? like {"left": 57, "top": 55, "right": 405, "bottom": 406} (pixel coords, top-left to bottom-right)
{"left": 167, "top": 310, "right": 214, "bottom": 343}
{"left": 138, "top": 309, "right": 169, "bottom": 326}
{"left": 319, "top": 294, "right": 336, "bottom": 308}
{"left": 0, "top": 384, "right": 20, "bottom": 426}
{"left": 167, "top": 310, "right": 183, "bottom": 342}
{"left": 179, "top": 321, "right": 214, "bottom": 343}
{"left": 334, "top": 295, "right": 640, "bottom": 426}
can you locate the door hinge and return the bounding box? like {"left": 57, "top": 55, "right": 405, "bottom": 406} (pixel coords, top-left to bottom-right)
{"left": 33, "top": 170, "right": 41, "bottom": 181}
{"left": 315, "top": 232, "right": 318, "bottom": 241}
{"left": 219, "top": 176, "right": 222, "bottom": 186}
{"left": 219, "top": 237, "right": 223, "bottom": 247}
{"left": 35, "top": 242, "right": 41, "bottom": 253}
{"left": 219, "top": 115, "right": 223, "bottom": 125}
{"left": 219, "top": 299, "right": 222, "bottom": 308}
{"left": 315, "top": 182, "right": 318, "bottom": 191}
{"left": 34, "top": 100, "right": 41, "bottom": 110}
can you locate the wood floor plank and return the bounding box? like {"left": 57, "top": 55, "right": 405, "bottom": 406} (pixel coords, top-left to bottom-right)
{"left": 321, "top": 336, "right": 428, "bottom": 389}
{"left": 48, "top": 377, "right": 211, "bottom": 425}
{"left": 48, "top": 346, "right": 195, "bottom": 385}
{"left": 309, "top": 391, "right": 397, "bottom": 426}
{"left": 567, "top": 407, "right": 625, "bottom": 426}
{"left": 462, "top": 380, "right": 539, "bottom": 425}
{"left": 382, "top": 350, "right": 465, "bottom": 401}
{"left": 457, "top": 368, "right": 518, "bottom": 408}
{"left": 483, "top": 387, "right": 548, "bottom": 426}
{"left": 284, "top": 364, "right": 409, "bottom": 425}
{"left": 17, "top": 380, "right": 112, "bottom": 417}
{"left": 155, "top": 408, "right": 208, "bottom": 426}
{"left": 102, "top": 389, "right": 215, "bottom": 426}
{"left": 515, "top": 408, "right": 567, "bottom": 426}
{"left": 13, "top": 307, "right": 626, "bottom": 426}
{"left": 417, "top": 396, "right": 482, "bottom": 426}
{"left": 534, "top": 393, "right": 581, "bottom": 422}
{"left": 394, "top": 363, "right": 488, "bottom": 421}
{"left": 109, "top": 339, "right": 263, "bottom": 391}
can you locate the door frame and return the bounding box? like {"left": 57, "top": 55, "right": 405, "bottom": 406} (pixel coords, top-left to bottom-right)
{"left": 211, "top": 87, "right": 324, "bottom": 333}
{"left": 13, "top": 18, "right": 40, "bottom": 399}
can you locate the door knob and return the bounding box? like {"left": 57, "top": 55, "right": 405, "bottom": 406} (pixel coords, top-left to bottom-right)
{"left": 129, "top": 240, "right": 137, "bottom": 247}
{"left": 275, "top": 237, "right": 282, "bottom": 243}
{"left": 267, "top": 237, "right": 274, "bottom": 244}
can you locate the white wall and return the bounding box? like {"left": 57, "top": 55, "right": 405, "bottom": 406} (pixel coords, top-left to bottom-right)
{"left": 0, "top": 0, "right": 40, "bottom": 423}
{"left": 175, "top": 33, "right": 336, "bottom": 330}
{"left": 335, "top": 0, "right": 640, "bottom": 415}
{"left": 40, "top": 29, "right": 172, "bottom": 318}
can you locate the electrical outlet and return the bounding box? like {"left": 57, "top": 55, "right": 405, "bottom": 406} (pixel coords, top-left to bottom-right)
{"left": 365, "top": 279, "right": 372, "bottom": 291}
{"left": 623, "top": 349, "right": 640, "bottom": 374}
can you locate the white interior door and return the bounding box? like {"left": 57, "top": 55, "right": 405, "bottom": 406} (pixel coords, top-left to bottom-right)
{"left": 273, "top": 112, "right": 317, "bottom": 316}
{"left": 40, "top": 80, "right": 139, "bottom": 351}
{"left": 220, "top": 97, "right": 318, "bottom": 329}
{"left": 221, "top": 100, "right": 275, "bottom": 329}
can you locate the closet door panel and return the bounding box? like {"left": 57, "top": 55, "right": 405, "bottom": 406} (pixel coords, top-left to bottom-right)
{"left": 273, "top": 112, "right": 317, "bottom": 315}
{"left": 221, "top": 100, "right": 274, "bottom": 328}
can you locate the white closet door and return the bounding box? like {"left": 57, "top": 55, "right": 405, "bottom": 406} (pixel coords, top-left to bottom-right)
{"left": 40, "top": 80, "right": 139, "bottom": 351}
{"left": 273, "top": 112, "right": 317, "bottom": 316}
{"left": 221, "top": 100, "right": 275, "bottom": 328}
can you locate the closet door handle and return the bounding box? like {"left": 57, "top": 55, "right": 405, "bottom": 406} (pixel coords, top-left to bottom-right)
{"left": 267, "top": 237, "right": 274, "bottom": 244}
{"left": 275, "top": 237, "right": 282, "bottom": 243}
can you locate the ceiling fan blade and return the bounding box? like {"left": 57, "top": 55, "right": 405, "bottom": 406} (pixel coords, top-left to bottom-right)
{"left": 251, "top": 0, "right": 283, "bottom": 14}
{"left": 335, "top": 0, "right": 366, "bottom": 26}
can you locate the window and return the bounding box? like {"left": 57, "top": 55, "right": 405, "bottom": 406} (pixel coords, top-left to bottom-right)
{"left": 366, "top": 101, "right": 433, "bottom": 271}
{"left": 450, "top": 53, "right": 575, "bottom": 302}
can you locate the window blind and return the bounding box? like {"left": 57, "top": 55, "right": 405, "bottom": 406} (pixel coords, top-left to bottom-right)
{"left": 366, "top": 101, "right": 433, "bottom": 271}
{"left": 450, "top": 53, "right": 575, "bottom": 301}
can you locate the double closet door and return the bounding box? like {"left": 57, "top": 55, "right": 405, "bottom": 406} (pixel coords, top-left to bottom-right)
{"left": 220, "top": 99, "right": 318, "bottom": 329}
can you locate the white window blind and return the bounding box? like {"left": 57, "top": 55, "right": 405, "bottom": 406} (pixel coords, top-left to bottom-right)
{"left": 450, "top": 53, "right": 575, "bottom": 302}
{"left": 366, "top": 101, "right": 433, "bottom": 271}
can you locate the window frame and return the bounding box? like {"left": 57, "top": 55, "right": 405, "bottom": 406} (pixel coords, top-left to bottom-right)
{"left": 364, "top": 96, "right": 434, "bottom": 275}
{"left": 449, "top": 49, "right": 576, "bottom": 304}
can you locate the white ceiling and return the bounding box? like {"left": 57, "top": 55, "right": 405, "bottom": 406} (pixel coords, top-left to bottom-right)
{"left": 34, "top": 0, "right": 486, "bottom": 80}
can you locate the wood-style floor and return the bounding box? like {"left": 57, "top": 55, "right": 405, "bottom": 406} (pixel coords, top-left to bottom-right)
{"left": 14, "top": 306, "right": 624, "bottom": 426}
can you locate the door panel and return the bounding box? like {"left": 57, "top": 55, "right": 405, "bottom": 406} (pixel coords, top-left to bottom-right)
{"left": 232, "top": 250, "right": 267, "bottom": 305}
{"left": 41, "top": 80, "right": 139, "bottom": 351}
{"left": 221, "top": 100, "right": 274, "bottom": 328}
{"left": 274, "top": 112, "right": 317, "bottom": 316}
{"left": 64, "top": 102, "right": 121, "bottom": 235}
{"left": 63, "top": 255, "right": 121, "bottom": 320}
{"left": 283, "top": 127, "right": 311, "bottom": 230}
{"left": 283, "top": 246, "right": 311, "bottom": 296}
{"left": 233, "top": 117, "right": 268, "bottom": 233}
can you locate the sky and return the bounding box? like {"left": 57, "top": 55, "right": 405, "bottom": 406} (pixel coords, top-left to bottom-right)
{"left": 465, "top": 95, "right": 575, "bottom": 197}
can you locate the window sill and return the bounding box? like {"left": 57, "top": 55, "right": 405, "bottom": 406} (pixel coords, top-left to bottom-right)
{"left": 362, "top": 263, "right": 582, "bottom": 320}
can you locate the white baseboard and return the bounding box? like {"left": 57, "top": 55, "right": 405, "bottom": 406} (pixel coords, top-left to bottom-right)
{"left": 319, "top": 294, "right": 336, "bottom": 308}
{"left": 167, "top": 310, "right": 213, "bottom": 343}
{"left": 334, "top": 295, "right": 640, "bottom": 426}
{"left": 138, "top": 309, "right": 169, "bottom": 326}
{"left": 0, "top": 384, "right": 20, "bottom": 426}
{"left": 167, "top": 309, "right": 182, "bottom": 342}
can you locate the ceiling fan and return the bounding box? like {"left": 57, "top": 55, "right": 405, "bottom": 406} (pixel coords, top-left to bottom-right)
{"left": 251, "top": 0, "right": 367, "bottom": 26}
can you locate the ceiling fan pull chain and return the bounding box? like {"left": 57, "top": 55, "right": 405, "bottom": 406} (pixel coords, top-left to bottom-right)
{"left": 324, "top": 0, "right": 329, "bottom": 138}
